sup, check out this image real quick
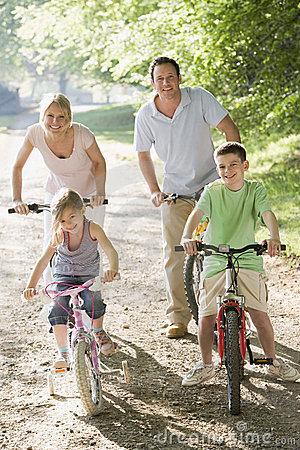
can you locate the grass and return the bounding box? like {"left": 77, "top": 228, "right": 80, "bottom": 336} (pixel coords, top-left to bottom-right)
{"left": 74, "top": 104, "right": 135, "bottom": 144}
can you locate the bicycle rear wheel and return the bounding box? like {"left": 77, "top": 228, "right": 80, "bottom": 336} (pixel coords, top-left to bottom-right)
{"left": 183, "top": 254, "right": 203, "bottom": 324}
{"left": 225, "top": 309, "right": 241, "bottom": 415}
{"left": 74, "top": 340, "right": 102, "bottom": 416}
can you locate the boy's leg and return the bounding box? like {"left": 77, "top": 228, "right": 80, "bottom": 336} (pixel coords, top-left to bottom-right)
{"left": 199, "top": 314, "right": 217, "bottom": 364}
{"left": 247, "top": 308, "right": 275, "bottom": 358}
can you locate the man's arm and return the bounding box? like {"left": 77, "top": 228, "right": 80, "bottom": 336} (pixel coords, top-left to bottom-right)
{"left": 216, "top": 115, "right": 241, "bottom": 142}
{"left": 261, "top": 210, "right": 281, "bottom": 257}
{"left": 138, "top": 151, "right": 165, "bottom": 207}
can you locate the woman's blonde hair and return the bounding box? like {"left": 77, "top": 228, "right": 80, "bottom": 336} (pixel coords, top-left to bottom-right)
{"left": 39, "top": 93, "right": 73, "bottom": 126}
{"left": 51, "top": 188, "right": 84, "bottom": 243}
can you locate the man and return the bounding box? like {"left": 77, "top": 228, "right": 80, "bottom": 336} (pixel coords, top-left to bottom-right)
{"left": 133, "top": 56, "right": 240, "bottom": 338}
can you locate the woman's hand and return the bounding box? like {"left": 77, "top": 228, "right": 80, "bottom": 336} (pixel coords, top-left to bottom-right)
{"left": 151, "top": 191, "right": 165, "bottom": 207}
{"left": 90, "top": 194, "right": 106, "bottom": 207}
{"left": 22, "top": 287, "right": 37, "bottom": 300}
{"left": 13, "top": 200, "right": 30, "bottom": 215}
{"left": 101, "top": 270, "right": 120, "bottom": 283}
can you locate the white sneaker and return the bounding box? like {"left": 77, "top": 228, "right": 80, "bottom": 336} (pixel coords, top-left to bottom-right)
{"left": 267, "top": 358, "right": 300, "bottom": 382}
{"left": 182, "top": 362, "right": 215, "bottom": 386}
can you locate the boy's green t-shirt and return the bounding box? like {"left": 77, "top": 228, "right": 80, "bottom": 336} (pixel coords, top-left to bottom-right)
{"left": 196, "top": 179, "right": 271, "bottom": 279}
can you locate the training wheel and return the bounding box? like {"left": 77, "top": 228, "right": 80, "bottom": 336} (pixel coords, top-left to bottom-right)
{"left": 122, "top": 360, "right": 130, "bottom": 384}
{"left": 47, "top": 372, "right": 54, "bottom": 396}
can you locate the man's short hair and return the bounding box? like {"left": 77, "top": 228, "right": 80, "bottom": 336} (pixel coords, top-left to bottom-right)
{"left": 214, "top": 142, "right": 247, "bottom": 162}
{"left": 149, "top": 57, "right": 180, "bottom": 81}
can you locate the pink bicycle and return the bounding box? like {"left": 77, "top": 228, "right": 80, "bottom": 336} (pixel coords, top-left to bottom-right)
{"left": 45, "top": 278, "right": 129, "bottom": 416}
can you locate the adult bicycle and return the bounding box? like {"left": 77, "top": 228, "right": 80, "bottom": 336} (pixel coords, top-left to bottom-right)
{"left": 175, "top": 242, "right": 286, "bottom": 415}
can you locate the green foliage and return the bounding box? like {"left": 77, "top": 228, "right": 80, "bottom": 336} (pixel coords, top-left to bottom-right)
{"left": 249, "top": 134, "right": 300, "bottom": 254}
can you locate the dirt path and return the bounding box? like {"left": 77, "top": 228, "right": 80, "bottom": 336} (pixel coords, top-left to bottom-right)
{"left": 0, "top": 131, "right": 299, "bottom": 450}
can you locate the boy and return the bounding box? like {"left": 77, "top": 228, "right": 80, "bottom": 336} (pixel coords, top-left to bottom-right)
{"left": 181, "top": 142, "right": 299, "bottom": 385}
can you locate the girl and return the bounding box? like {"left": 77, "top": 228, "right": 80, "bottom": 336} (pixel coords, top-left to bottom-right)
{"left": 23, "top": 188, "right": 119, "bottom": 369}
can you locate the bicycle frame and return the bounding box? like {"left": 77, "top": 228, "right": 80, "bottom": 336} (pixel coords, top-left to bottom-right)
{"left": 45, "top": 279, "right": 100, "bottom": 373}
{"left": 216, "top": 255, "right": 247, "bottom": 367}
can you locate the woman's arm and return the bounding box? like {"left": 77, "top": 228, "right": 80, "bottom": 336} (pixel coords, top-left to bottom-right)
{"left": 11, "top": 137, "right": 34, "bottom": 214}
{"left": 23, "top": 245, "right": 56, "bottom": 300}
{"left": 90, "top": 222, "right": 119, "bottom": 282}
{"left": 85, "top": 139, "right": 106, "bottom": 206}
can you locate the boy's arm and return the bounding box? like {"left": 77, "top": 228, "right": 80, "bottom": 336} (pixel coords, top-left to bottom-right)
{"left": 23, "top": 245, "right": 56, "bottom": 299}
{"left": 181, "top": 207, "right": 206, "bottom": 255}
{"left": 90, "top": 222, "right": 119, "bottom": 281}
{"left": 261, "top": 210, "right": 281, "bottom": 257}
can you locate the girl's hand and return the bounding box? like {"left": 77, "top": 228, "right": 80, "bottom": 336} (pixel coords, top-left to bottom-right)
{"left": 101, "top": 270, "right": 120, "bottom": 283}
{"left": 22, "top": 287, "right": 37, "bottom": 301}
{"left": 90, "top": 194, "right": 106, "bottom": 208}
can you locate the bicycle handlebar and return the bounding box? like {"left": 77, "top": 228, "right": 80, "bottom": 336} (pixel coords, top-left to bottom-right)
{"left": 175, "top": 242, "right": 286, "bottom": 254}
{"left": 8, "top": 198, "right": 108, "bottom": 214}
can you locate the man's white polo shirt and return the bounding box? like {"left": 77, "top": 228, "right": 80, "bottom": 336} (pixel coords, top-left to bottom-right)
{"left": 133, "top": 86, "right": 228, "bottom": 195}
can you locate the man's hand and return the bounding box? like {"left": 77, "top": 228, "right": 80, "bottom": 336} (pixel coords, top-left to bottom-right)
{"left": 151, "top": 191, "right": 165, "bottom": 207}
{"left": 13, "top": 200, "right": 29, "bottom": 215}
{"left": 90, "top": 194, "right": 106, "bottom": 207}
{"left": 263, "top": 238, "right": 281, "bottom": 257}
{"left": 181, "top": 238, "right": 198, "bottom": 255}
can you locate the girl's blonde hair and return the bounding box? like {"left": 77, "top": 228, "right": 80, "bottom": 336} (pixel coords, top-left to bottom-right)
{"left": 39, "top": 93, "right": 73, "bottom": 126}
{"left": 51, "top": 188, "right": 84, "bottom": 243}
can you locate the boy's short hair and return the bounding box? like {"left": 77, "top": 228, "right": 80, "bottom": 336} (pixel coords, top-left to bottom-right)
{"left": 149, "top": 57, "right": 180, "bottom": 81}
{"left": 214, "top": 142, "right": 247, "bottom": 162}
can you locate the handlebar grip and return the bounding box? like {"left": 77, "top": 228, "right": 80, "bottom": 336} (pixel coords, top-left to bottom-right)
{"left": 8, "top": 203, "right": 39, "bottom": 214}
{"left": 83, "top": 198, "right": 108, "bottom": 205}
{"left": 174, "top": 245, "right": 184, "bottom": 252}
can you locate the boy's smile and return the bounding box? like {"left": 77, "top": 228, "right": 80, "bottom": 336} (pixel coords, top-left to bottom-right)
{"left": 216, "top": 153, "right": 249, "bottom": 191}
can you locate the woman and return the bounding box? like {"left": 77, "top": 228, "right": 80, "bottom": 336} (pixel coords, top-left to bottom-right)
{"left": 12, "top": 93, "right": 106, "bottom": 282}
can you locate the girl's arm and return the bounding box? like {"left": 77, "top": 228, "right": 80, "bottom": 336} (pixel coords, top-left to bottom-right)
{"left": 23, "top": 245, "right": 56, "bottom": 300}
{"left": 85, "top": 139, "right": 106, "bottom": 207}
{"left": 11, "top": 137, "right": 34, "bottom": 215}
{"left": 261, "top": 210, "right": 281, "bottom": 257}
{"left": 181, "top": 207, "right": 206, "bottom": 255}
{"left": 90, "top": 222, "right": 119, "bottom": 282}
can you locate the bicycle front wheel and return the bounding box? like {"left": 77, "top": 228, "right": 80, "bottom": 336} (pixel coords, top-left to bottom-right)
{"left": 225, "top": 309, "right": 241, "bottom": 415}
{"left": 183, "top": 254, "right": 203, "bottom": 324}
{"left": 74, "top": 340, "right": 103, "bottom": 416}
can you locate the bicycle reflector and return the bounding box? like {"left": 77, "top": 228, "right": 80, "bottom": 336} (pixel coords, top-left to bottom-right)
{"left": 218, "top": 244, "right": 230, "bottom": 253}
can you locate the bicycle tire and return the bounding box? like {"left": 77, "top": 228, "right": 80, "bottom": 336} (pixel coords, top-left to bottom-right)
{"left": 183, "top": 254, "right": 203, "bottom": 324}
{"left": 74, "top": 340, "right": 102, "bottom": 416}
{"left": 225, "top": 309, "right": 241, "bottom": 415}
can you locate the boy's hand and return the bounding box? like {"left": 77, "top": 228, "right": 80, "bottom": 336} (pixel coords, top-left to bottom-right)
{"left": 22, "top": 287, "right": 37, "bottom": 301}
{"left": 264, "top": 238, "right": 281, "bottom": 257}
{"left": 101, "top": 270, "right": 120, "bottom": 283}
{"left": 181, "top": 238, "right": 198, "bottom": 255}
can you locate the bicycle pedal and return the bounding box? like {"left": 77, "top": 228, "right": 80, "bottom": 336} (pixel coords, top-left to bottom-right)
{"left": 253, "top": 357, "right": 273, "bottom": 365}
{"left": 51, "top": 367, "right": 70, "bottom": 374}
